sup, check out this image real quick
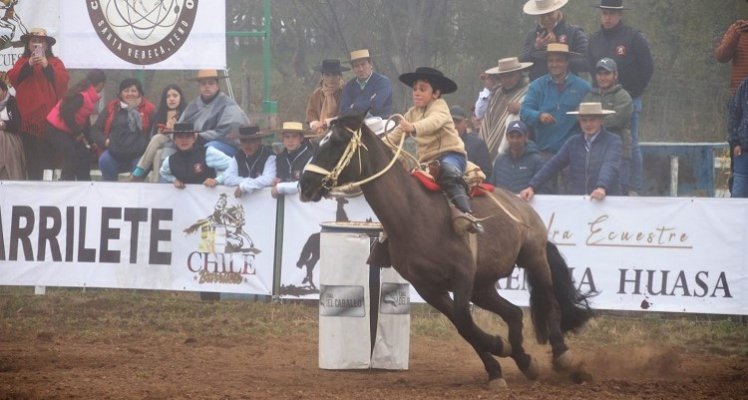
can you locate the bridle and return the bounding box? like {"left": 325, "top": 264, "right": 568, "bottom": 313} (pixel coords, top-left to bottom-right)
{"left": 304, "top": 117, "right": 408, "bottom": 195}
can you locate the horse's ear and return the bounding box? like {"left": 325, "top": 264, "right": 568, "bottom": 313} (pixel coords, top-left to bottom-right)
{"left": 339, "top": 109, "right": 367, "bottom": 130}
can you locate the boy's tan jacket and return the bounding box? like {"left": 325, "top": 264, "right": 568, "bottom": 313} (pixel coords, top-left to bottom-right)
{"left": 386, "top": 98, "right": 466, "bottom": 163}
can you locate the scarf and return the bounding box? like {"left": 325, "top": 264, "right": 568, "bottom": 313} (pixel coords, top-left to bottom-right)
{"left": 319, "top": 77, "right": 343, "bottom": 123}
{"left": 120, "top": 99, "right": 143, "bottom": 133}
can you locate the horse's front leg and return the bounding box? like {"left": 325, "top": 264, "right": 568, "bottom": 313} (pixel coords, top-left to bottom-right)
{"left": 472, "top": 287, "right": 539, "bottom": 381}
{"left": 415, "top": 286, "right": 507, "bottom": 390}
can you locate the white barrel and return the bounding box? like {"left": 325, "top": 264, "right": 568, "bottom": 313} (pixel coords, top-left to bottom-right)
{"left": 318, "top": 231, "right": 371, "bottom": 369}
{"left": 371, "top": 267, "right": 410, "bottom": 370}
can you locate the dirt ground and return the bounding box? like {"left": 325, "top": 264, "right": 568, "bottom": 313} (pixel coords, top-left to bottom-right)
{"left": 1, "top": 292, "right": 747, "bottom": 400}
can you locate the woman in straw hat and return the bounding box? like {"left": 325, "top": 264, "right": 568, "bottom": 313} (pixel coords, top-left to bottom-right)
{"left": 520, "top": 102, "right": 622, "bottom": 201}
{"left": 306, "top": 59, "right": 348, "bottom": 135}
{"left": 7, "top": 27, "right": 69, "bottom": 180}
{"left": 385, "top": 67, "right": 483, "bottom": 233}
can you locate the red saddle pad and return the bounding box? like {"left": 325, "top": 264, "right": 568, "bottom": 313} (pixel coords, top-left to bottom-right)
{"left": 410, "top": 170, "right": 495, "bottom": 196}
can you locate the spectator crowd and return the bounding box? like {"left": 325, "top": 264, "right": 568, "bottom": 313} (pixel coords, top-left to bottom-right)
{"left": 2, "top": 0, "right": 746, "bottom": 203}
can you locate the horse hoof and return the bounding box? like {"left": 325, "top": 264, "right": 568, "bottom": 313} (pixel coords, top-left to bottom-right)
{"left": 570, "top": 369, "right": 594, "bottom": 384}
{"left": 491, "top": 336, "right": 512, "bottom": 357}
{"left": 487, "top": 378, "right": 508, "bottom": 391}
{"left": 521, "top": 356, "right": 540, "bottom": 381}
{"left": 552, "top": 350, "right": 576, "bottom": 371}
{"left": 553, "top": 351, "right": 592, "bottom": 383}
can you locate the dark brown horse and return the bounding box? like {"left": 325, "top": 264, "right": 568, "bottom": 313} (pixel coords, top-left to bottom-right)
{"left": 299, "top": 114, "right": 593, "bottom": 390}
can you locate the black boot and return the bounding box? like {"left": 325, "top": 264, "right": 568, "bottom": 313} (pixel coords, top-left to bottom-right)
{"left": 442, "top": 181, "right": 485, "bottom": 234}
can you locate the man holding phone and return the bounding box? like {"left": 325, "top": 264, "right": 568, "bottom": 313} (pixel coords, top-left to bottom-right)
{"left": 520, "top": 0, "right": 589, "bottom": 81}
{"left": 7, "top": 28, "right": 70, "bottom": 180}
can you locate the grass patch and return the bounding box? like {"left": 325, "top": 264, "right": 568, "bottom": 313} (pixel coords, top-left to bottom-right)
{"left": 2, "top": 286, "right": 746, "bottom": 356}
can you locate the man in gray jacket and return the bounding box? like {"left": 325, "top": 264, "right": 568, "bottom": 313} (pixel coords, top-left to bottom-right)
{"left": 177, "top": 69, "right": 250, "bottom": 157}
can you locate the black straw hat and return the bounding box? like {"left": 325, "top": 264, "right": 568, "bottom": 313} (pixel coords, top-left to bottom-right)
{"left": 167, "top": 122, "right": 196, "bottom": 135}
{"left": 239, "top": 126, "right": 272, "bottom": 140}
{"left": 594, "top": 0, "right": 631, "bottom": 10}
{"left": 398, "top": 67, "right": 458, "bottom": 94}
{"left": 313, "top": 59, "right": 350, "bottom": 74}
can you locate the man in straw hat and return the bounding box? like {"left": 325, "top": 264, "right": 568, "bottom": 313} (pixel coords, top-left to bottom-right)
{"left": 520, "top": 102, "right": 622, "bottom": 201}
{"left": 521, "top": 43, "right": 590, "bottom": 163}
{"left": 173, "top": 69, "right": 249, "bottom": 158}
{"left": 583, "top": 58, "right": 634, "bottom": 194}
{"left": 7, "top": 27, "right": 70, "bottom": 180}
{"left": 271, "top": 121, "right": 314, "bottom": 198}
{"left": 478, "top": 57, "right": 533, "bottom": 162}
{"left": 521, "top": 0, "right": 588, "bottom": 81}
{"left": 339, "top": 49, "right": 393, "bottom": 118}
{"left": 588, "top": 0, "right": 652, "bottom": 196}
{"left": 224, "top": 126, "right": 276, "bottom": 198}
{"left": 306, "top": 59, "right": 348, "bottom": 135}
{"left": 159, "top": 122, "right": 233, "bottom": 189}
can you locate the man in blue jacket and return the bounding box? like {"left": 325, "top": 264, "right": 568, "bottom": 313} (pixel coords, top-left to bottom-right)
{"left": 339, "top": 49, "right": 393, "bottom": 118}
{"left": 491, "top": 120, "right": 545, "bottom": 194}
{"left": 521, "top": 43, "right": 591, "bottom": 158}
{"left": 520, "top": 102, "right": 622, "bottom": 201}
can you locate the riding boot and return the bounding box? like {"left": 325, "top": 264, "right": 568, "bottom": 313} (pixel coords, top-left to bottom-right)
{"left": 442, "top": 181, "right": 485, "bottom": 234}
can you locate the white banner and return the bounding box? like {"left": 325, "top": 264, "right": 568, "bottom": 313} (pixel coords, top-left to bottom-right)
{"left": 58, "top": 1, "right": 226, "bottom": 69}
{"left": 497, "top": 196, "right": 745, "bottom": 315}
{"left": 279, "top": 195, "right": 746, "bottom": 315}
{"left": 0, "top": 182, "right": 276, "bottom": 294}
{"left": 1, "top": 182, "right": 746, "bottom": 315}
{"left": 0, "top": 0, "right": 59, "bottom": 73}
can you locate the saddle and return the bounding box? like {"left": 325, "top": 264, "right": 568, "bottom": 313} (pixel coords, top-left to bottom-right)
{"left": 410, "top": 161, "right": 494, "bottom": 197}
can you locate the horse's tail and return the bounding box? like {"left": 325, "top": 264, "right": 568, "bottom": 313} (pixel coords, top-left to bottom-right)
{"left": 527, "top": 242, "right": 594, "bottom": 344}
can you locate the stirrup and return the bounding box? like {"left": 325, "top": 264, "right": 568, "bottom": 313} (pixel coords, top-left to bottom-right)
{"left": 451, "top": 209, "right": 486, "bottom": 234}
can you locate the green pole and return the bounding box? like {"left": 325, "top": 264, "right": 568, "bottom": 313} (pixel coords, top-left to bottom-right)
{"left": 261, "top": 0, "right": 276, "bottom": 114}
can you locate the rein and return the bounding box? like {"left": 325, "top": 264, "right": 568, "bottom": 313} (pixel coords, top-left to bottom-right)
{"left": 304, "top": 115, "right": 408, "bottom": 195}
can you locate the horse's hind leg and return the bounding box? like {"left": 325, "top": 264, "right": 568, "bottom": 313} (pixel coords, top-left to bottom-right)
{"left": 417, "top": 287, "right": 507, "bottom": 389}
{"left": 472, "top": 287, "right": 540, "bottom": 381}
{"left": 519, "top": 250, "right": 590, "bottom": 382}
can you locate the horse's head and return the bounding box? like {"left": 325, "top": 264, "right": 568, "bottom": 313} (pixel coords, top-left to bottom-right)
{"left": 299, "top": 113, "right": 371, "bottom": 202}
